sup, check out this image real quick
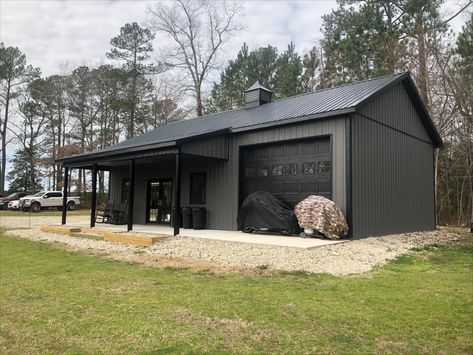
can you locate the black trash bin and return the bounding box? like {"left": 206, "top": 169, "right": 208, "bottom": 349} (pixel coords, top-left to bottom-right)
{"left": 182, "top": 207, "right": 193, "bottom": 229}
{"left": 192, "top": 207, "right": 207, "bottom": 229}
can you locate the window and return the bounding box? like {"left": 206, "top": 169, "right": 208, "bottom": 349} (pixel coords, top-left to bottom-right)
{"left": 121, "top": 178, "right": 130, "bottom": 203}
{"left": 190, "top": 173, "right": 206, "bottom": 204}
{"left": 45, "top": 192, "right": 61, "bottom": 198}
{"left": 318, "top": 161, "right": 331, "bottom": 173}
{"left": 272, "top": 164, "right": 283, "bottom": 176}
{"left": 285, "top": 163, "right": 297, "bottom": 176}
{"left": 302, "top": 162, "right": 315, "bottom": 174}
{"left": 256, "top": 167, "right": 269, "bottom": 177}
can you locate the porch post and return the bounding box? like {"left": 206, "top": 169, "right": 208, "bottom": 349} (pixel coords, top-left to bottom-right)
{"left": 90, "top": 163, "right": 98, "bottom": 228}
{"left": 61, "top": 166, "right": 69, "bottom": 225}
{"left": 173, "top": 149, "right": 182, "bottom": 236}
{"left": 127, "top": 159, "right": 135, "bottom": 232}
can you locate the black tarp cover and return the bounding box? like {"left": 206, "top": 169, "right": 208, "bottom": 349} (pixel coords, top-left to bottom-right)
{"left": 237, "top": 191, "right": 300, "bottom": 234}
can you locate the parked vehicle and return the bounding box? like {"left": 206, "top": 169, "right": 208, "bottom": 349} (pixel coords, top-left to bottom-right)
{"left": 238, "top": 191, "right": 300, "bottom": 235}
{"left": 8, "top": 199, "right": 20, "bottom": 210}
{"left": 0, "top": 192, "right": 28, "bottom": 210}
{"left": 19, "top": 191, "right": 80, "bottom": 212}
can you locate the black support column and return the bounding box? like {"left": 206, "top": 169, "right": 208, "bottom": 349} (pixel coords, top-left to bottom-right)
{"left": 61, "top": 167, "right": 69, "bottom": 225}
{"left": 90, "top": 163, "right": 98, "bottom": 228}
{"left": 173, "top": 149, "right": 182, "bottom": 236}
{"left": 127, "top": 159, "right": 135, "bottom": 232}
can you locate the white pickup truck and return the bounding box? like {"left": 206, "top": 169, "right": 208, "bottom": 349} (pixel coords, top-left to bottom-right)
{"left": 19, "top": 191, "right": 80, "bottom": 212}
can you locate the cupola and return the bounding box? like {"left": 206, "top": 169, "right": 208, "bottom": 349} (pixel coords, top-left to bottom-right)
{"left": 244, "top": 81, "right": 272, "bottom": 108}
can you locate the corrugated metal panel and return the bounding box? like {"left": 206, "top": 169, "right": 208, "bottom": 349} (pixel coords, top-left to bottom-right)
{"left": 208, "top": 117, "right": 347, "bottom": 230}
{"left": 359, "top": 82, "right": 431, "bottom": 142}
{"left": 181, "top": 135, "right": 228, "bottom": 160}
{"left": 351, "top": 111, "right": 435, "bottom": 237}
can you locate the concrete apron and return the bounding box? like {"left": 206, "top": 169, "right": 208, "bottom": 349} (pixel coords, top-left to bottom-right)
{"left": 64, "top": 222, "right": 345, "bottom": 250}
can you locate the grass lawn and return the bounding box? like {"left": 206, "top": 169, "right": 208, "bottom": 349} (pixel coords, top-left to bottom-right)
{"left": 0, "top": 230, "right": 472, "bottom": 354}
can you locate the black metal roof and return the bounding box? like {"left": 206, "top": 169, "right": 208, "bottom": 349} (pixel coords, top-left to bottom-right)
{"left": 59, "top": 72, "right": 442, "bottom": 165}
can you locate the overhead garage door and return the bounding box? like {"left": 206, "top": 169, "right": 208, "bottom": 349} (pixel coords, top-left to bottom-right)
{"left": 241, "top": 137, "right": 332, "bottom": 208}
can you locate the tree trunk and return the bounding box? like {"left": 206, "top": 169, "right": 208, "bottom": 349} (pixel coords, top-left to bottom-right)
{"left": 1, "top": 80, "right": 11, "bottom": 193}
{"left": 196, "top": 84, "right": 203, "bottom": 117}
{"left": 416, "top": 20, "right": 429, "bottom": 110}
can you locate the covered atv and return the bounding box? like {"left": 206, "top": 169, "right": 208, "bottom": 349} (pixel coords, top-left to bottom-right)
{"left": 294, "top": 195, "right": 348, "bottom": 240}
{"left": 238, "top": 191, "right": 300, "bottom": 235}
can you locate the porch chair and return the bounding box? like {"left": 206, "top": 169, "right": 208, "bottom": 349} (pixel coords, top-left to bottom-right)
{"left": 96, "top": 200, "right": 114, "bottom": 223}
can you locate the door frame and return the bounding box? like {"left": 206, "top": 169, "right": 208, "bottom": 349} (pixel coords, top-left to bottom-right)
{"left": 145, "top": 178, "right": 173, "bottom": 224}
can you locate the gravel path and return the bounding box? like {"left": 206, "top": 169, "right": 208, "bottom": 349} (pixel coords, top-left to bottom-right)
{"left": 4, "top": 226, "right": 462, "bottom": 276}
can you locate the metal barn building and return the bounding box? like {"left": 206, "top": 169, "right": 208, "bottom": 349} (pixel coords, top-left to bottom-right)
{"left": 58, "top": 72, "right": 443, "bottom": 238}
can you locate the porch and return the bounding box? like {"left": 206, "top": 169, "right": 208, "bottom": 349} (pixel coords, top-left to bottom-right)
{"left": 58, "top": 131, "right": 231, "bottom": 236}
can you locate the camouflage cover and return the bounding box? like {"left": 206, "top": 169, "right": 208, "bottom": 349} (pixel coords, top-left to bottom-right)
{"left": 294, "top": 195, "right": 348, "bottom": 239}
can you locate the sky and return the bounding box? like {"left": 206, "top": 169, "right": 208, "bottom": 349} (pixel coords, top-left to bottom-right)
{"left": 0, "top": 0, "right": 470, "bottom": 185}
{"left": 0, "top": 0, "right": 338, "bottom": 76}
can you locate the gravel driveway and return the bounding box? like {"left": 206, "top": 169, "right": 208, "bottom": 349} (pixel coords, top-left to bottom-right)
{"left": 3, "top": 220, "right": 462, "bottom": 275}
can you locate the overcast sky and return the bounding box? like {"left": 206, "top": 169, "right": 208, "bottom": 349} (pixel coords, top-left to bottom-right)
{"left": 0, "top": 0, "right": 470, "bottom": 185}
{"left": 1, "top": 0, "right": 468, "bottom": 77}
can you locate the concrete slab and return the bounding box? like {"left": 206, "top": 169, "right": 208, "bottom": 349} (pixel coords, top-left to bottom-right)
{"left": 65, "top": 222, "right": 344, "bottom": 249}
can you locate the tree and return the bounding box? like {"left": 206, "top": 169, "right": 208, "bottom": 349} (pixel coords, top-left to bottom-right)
{"left": 274, "top": 42, "right": 304, "bottom": 98}
{"left": 207, "top": 44, "right": 279, "bottom": 112}
{"left": 0, "top": 43, "right": 39, "bottom": 192}
{"left": 207, "top": 43, "right": 319, "bottom": 113}
{"left": 147, "top": 0, "right": 242, "bottom": 117}
{"left": 321, "top": 0, "right": 403, "bottom": 85}
{"left": 7, "top": 148, "right": 42, "bottom": 192}
{"left": 107, "top": 22, "right": 157, "bottom": 138}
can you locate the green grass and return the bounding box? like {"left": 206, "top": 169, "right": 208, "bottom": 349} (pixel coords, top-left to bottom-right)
{"left": 0, "top": 231, "right": 472, "bottom": 354}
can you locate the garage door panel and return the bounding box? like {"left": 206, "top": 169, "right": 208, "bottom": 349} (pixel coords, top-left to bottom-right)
{"left": 241, "top": 137, "right": 332, "bottom": 208}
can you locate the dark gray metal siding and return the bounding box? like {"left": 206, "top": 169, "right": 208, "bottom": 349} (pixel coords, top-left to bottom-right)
{"left": 351, "top": 83, "right": 436, "bottom": 237}
{"left": 181, "top": 135, "right": 228, "bottom": 160}
{"left": 109, "top": 117, "right": 347, "bottom": 231}
{"left": 360, "top": 82, "right": 431, "bottom": 142}
{"left": 207, "top": 117, "right": 347, "bottom": 230}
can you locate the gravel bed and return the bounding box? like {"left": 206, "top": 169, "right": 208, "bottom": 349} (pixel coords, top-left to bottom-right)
{"left": 148, "top": 229, "right": 461, "bottom": 275}
{"left": 4, "top": 226, "right": 461, "bottom": 276}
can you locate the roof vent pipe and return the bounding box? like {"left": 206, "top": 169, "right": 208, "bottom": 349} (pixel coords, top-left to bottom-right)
{"left": 244, "top": 81, "right": 272, "bottom": 109}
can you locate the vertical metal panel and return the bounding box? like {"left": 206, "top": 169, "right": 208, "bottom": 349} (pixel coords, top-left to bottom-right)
{"left": 351, "top": 112, "right": 435, "bottom": 238}
{"left": 181, "top": 135, "right": 228, "bottom": 159}
{"left": 205, "top": 117, "right": 347, "bottom": 231}
{"left": 359, "top": 82, "right": 431, "bottom": 142}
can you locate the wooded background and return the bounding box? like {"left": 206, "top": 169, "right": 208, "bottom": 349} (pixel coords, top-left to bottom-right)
{"left": 1, "top": 0, "right": 472, "bottom": 226}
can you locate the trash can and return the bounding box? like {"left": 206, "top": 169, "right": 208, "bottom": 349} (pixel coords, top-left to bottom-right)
{"left": 182, "top": 207, "right": 193, "bottom": 229}
{"left": 192, "top": 207, "right": 206, "bottom": 229}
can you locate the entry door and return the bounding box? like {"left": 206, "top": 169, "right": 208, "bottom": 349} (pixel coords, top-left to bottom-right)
{"left": 146, "top": 179, "right": 173, "bottom": 224}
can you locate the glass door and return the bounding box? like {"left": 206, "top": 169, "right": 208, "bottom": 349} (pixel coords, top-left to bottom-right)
{"left": 146, "top": 179, "right": 173, "bottom": 224}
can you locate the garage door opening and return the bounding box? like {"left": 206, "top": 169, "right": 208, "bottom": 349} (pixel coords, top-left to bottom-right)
{"left": 240, "top": 137, "right": 332, "bottom": 208}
